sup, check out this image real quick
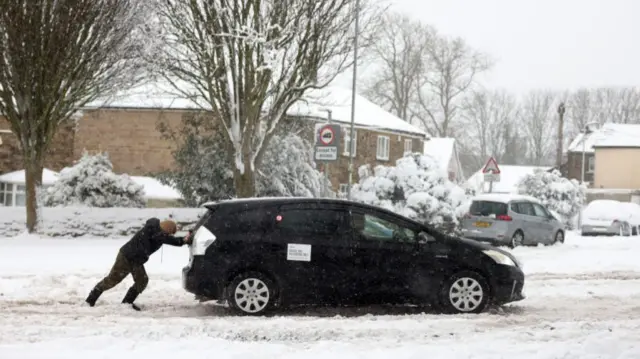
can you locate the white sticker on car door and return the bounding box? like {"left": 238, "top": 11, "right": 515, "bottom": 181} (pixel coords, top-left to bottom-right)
{"left": 287, "top": 243, "right": 311, "bottom": 261}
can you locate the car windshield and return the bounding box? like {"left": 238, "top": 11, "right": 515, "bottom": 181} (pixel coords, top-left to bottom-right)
{"left": 469, "top": 200, "right": 508, "bottom": 217}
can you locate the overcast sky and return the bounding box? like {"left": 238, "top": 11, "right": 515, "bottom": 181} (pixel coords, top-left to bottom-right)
{"left": 340, "top": 0, "right": 640, "bottom": 95}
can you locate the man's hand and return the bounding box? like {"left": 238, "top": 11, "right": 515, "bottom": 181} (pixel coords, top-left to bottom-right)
{"left": 184, "top": 230, "right": 193, "bottom": 245}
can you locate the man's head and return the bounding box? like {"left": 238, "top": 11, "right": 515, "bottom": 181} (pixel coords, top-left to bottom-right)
{"left": 159, "top": 220, "right": 177, "bottom": 235}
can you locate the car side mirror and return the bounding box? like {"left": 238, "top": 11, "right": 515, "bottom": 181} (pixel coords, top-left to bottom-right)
{"left": 418, "top": 232, "right": 435, "bottom": 244}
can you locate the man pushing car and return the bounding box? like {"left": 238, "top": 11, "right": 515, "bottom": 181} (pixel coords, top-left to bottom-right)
{"left": 85, "top": 218, "right": 192, "bottom": 311}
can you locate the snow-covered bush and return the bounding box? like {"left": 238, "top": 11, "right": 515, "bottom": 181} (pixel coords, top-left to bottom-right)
{"left": 517, "top": 169, "right": 586, "bottom": 229}
{"left": 257, "top": 133, "right": 332, "bottom": 198}
{"left": 158, "top": 116, "right": 332, "bottom": 205}
{"left": 44, "top": 152, "right": 145, "bottom": 208}
{"left": 0, "top": 206, "right": 205, "bottom": 238}
{"left": 351, "top": 153, "right": 469, "bottom": 233}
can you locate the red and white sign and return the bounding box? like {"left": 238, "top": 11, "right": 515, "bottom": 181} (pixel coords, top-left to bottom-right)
{"left": 482, "top": 157, "right": 501, "bottom": 174}
{"left": 318, "top": 125, "right": 336, "bottom": 146}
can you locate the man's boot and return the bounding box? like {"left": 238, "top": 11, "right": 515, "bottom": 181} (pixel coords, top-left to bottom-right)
{"left": 121, "top": 287, "right": 141, "bottom": 311}
{"left": 85, "top": 288, "right": 103, "bottom": 307}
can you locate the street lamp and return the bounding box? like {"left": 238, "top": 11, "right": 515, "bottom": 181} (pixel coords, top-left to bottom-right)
{"left": 346, "top": 0, "right": 360, "bottom": 201}
{"left": 578, "top": 121, "right": 599, "bottom": 228}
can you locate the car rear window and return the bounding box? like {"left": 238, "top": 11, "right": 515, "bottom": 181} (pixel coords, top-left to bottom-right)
{"left": 469, "top": 201, "right": 508, "bottom": 216}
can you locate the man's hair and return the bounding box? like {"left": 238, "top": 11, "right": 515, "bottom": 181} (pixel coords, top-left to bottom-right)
{"left": 159, "top": 220, "right": 177, "bottom": 235}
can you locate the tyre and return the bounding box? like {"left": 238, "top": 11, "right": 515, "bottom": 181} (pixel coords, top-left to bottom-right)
{"left": 509, "top": 230, "right": 524, "bottom": 248}
{"left": 226, "top": 271, "right": 277, "bottom": 316}
{"left": 439, "top": 270, "right": 490, "bottom": 314}
{"left": 553, "top": 230, "right": 564, "bottom": 244}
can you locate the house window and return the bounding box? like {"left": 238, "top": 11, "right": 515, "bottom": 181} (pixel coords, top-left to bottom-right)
{"left": 587, "top": 156, "right": 595, "bottom": 173}
{"left": 404, "top": 139, "right": 413, "bottom": 154}
{"left": 343, "top": 128, "right": 357, "bottom": 157}
{"left": 338, "top": 183, "right": 349, "bottom": 198}
{"left": 0, "top": 183, "right": 37, "bottom": 207}
{"left": 377, "top": 135, "right": 390, "bottom": 160}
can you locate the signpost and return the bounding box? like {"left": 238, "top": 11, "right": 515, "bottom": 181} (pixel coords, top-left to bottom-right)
{"left": 314, "top": 124, "right": 341, "bottom": 162}
{"left": 482, "top": 157, "right": 501, "bottom": 193}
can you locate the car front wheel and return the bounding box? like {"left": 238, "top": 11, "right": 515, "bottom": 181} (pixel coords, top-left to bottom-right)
{"left": 439, "top": 271, "right": 490, "bottom": 314}
{"left": 227, "top": 271, "right": 277, "bottom": 316}
{"left": 554, "top": 230, "right": 564, "bottom": 244}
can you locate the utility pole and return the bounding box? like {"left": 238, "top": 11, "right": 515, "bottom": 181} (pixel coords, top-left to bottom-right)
{"left": 325, "top": 109, "right": 332, "bottom": 197}
{"left": 556, "top": 102, "right": 566, "bottom": 169}
{"left": 346, "top": 0, "right": 359, "bottom": 201}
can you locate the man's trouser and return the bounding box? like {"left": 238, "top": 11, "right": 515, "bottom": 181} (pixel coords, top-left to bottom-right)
{"left": 94, "top": 250, "right": 149, "bottom": 294}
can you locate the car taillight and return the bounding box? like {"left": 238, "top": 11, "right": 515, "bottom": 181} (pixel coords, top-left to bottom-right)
{"left": 496, "top": 215, "right": 512, "bottom": 221}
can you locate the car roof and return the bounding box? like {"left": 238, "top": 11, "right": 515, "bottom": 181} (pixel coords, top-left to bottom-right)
{"left": 471, "top": 193, "right": 541, "bottom": 204}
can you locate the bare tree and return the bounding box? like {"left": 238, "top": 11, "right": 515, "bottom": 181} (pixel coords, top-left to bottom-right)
{"left": 0, "top": 0, "right": 148, "bottom": 232}
{"left": 415, "top": 34, "right": 492, "bottom": 137}
{"left": 156, "top": 0, "right": 379, "bottom": 197}
{"left": 362, "top": 12, "right": 433, "bottom": 123}
{"left": 520, "top": 90, "right": 560, "bottom": 166}
{"left": 460, "top": 89, "right": 522, "bottom": 170}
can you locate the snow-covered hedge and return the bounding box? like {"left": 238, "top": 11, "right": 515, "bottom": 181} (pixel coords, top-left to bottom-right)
{"left": 517, "top": 169, "right": 586, "bottom": 229}
{"left": 351, "top": 153, "right": 469, "bottom": 233}
{"left": 0, "top": 207, "right": 205, "bottom": 238}
{"left": 44, "top": 152, "right": 146, "bottom": 208}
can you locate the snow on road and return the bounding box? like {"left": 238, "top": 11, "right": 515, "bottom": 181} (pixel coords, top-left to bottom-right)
{"left": 1, "top": 232, "right": 640, "bottom": 358}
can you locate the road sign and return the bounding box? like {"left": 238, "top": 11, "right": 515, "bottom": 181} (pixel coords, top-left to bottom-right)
{"left": 482, "top": 157, "right": 501, "bottom": 174}
{"left": 314, "top": 147, "right": 338, "bottom": 161}
{"left": 314, "top": 124, "right": 341, "bottom": 162}
{"left": 483, "top": 172, "right": 501, "bottom": 182}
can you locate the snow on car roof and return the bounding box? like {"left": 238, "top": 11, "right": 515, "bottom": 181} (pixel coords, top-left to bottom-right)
{"left": 471, "top": 193, "right": 541, "bottom": 204}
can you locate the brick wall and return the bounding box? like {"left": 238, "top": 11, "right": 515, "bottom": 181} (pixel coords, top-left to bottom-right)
{"left": 566, "top": 151, "right": 593, "bottom": 183}
{"left": 74, "top": 109, "right": 186, "bottom": 175}
{"left": 0, "top": 117, "right": 75, "bottom": 174}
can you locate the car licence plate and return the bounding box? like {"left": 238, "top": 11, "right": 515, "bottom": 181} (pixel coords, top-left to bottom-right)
{"left": 474, "top": 221, "right": 491, "bottom": 228}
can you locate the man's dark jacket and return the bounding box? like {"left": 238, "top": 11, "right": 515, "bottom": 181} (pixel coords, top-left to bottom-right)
{"left": 119, "top": 218, "right": 186, "bottom": 265}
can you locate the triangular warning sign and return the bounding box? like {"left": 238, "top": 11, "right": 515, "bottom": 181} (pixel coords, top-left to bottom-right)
{"left": 482, "top": 157, "right": 501, "bottom": 174}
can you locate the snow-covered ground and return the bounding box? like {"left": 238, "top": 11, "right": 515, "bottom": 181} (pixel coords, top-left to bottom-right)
{"left": 1, "top": 232, "right": 640, "bottom": 358}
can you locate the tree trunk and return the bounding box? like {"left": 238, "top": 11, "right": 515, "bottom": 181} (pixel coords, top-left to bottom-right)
{"left": 234, "top": 167, "right": 256, "bottom": 198}
{"left": 25, "top": 162, "right": 43, "bottom": 233}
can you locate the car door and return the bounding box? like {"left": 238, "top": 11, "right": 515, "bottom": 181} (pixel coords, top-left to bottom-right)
{"left": 532, "top": 203, "right": 554, "bottom": 244}
{"left": 274, "top": 203, "right": 355, "bottom": 304}
{"left": 348, "top": 206, "right": 427, "bottom": 303}
{"left": 513, "top": 201, "right": 540, "bottom": 244}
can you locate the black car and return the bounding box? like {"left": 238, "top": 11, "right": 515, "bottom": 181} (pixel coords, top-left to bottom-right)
{"left": 182, "top": 197, "right": 525, "bottom": 315}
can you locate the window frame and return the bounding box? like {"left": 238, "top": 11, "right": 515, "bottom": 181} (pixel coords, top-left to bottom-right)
{"left": 338, "top": 183, "right": 349, "bottom": 195}
{"left": 343, "top": 128, "right": 357, "bottom": 157}
{"left": 532, "top": 203, "right": 550, "bottom": 218}
{"left": 376, "top": 135, "right": 390, "bottom": 161}
{"left": 403, "top": 138, "right": 413, "bottom": 154}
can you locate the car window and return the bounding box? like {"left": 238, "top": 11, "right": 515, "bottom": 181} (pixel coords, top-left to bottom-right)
{"left": 516, "top": 202, "right": 535, "bottom": 216}
{"left": 351, "top": 212, "right": 416, "bottom": 243}
{"left": 532, "top": 203, "right": 549, "bottom": 218}
{"left": 222, "top": 208, "right": 272, "bottom": 234}
{"left": 276, "top": 209, "right": 346, "bottom": 237}
{"left": 469, "top": 201, "right": 508, "bottom": 216}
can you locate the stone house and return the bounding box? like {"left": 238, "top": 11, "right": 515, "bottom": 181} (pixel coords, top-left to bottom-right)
{"left": 0, "top": 85, "right": 427, "bottom": 203}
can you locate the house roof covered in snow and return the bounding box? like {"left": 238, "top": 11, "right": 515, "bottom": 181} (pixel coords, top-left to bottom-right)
{"left": 85, "top": 83, "right": 427, "bottom": 137}
{"left": 568, "top": 123, "right": 640, "bottom": 153}
{"left": 466, "top": 165, "right": 552, "bottom": 194}
{"left": 0, "top": 168, "right": 59, "bottom": 186}
{"left": 423, "top": 137, "right": 455, "bottom": 169}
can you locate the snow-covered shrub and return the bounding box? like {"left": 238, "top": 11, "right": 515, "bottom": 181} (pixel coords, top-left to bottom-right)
{"left": 257, "top": 133, "right": 332, "bottom": 198}
{"left": 0, "top": 206, "right": 205, "bottom": 238}
{"left": 158, "top": 115, "right": 332, "bottom": 205}
{"left": 351, "top": 153, "right": 469, "bottom": 233}
{"left": 44, "top": 152, "right": 145, "bottom": 208}
{"left": 517, "top": 169, "right": 586, "bottom": 229}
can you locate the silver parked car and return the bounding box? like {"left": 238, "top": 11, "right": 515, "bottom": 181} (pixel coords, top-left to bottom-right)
{"left": 580, "top": 200, "right": 633, "bottom": 236}
{"left": 460, "top": 194, "right": 565, "bottom": 248}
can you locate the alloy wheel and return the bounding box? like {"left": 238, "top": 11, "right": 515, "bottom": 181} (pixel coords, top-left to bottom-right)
{"left": 233, "top": 278, "right": 270, "bottom": 314}
{"left": 511, "top": 232, "right": 524, "bottom": 248}
{"left": 448, "top": 277, "right": 484, "bottom": 313}
{"left": 555, "top": 231, "right": 564, "bottom": 244}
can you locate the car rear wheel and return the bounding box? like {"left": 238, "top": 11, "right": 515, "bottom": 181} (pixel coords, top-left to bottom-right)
{"left": 510, "top": 230, "right": 524, "bottom": 248}
{"left": 554, "top": 230, "right": 564, "bottom": 244}
{"left": 439, "top": 271, "right": 490, "bottom": 314}
{"left": 227, "top": 271, "right": 277, "bottom": 316}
